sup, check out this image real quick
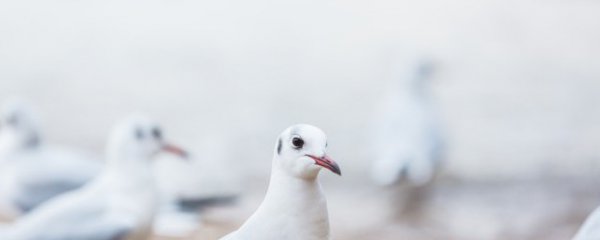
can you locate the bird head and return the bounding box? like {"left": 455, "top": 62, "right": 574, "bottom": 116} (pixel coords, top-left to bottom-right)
{"left": 274, "top": 124, "right": 341, "bottom": 179}
{"left": 0, "top": 98, "right": 41, "bottom": 151}
{"left": 107, "top": 114, "right": 187, "bottom": 166}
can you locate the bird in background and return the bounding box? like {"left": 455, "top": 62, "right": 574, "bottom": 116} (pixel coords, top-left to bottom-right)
{"left": 0, "top": 114, "right": 188, "bottom": 240}
{"left": 221, "top": 124, "right": 341, "bottom": 240}
{"left": 573, "top": 206, "right": 600, "bottom": 240}
{"left": 370, "top": 57, "right": 444, "bottom": 187}
{"left": 0, "top": 98, "right": 102, "bottom": 216}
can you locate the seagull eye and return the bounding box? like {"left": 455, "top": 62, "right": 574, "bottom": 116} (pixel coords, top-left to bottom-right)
{"left": 152, "top": 128, "right": 162, "bottom": 140}
{"left": 291, "top": 137, "right": 304, "bottom": 149}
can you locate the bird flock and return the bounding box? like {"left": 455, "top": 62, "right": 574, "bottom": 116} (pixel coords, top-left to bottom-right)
{"left": 0, "top": 98, "right": 345, "bottom": 240}
{"left": 0, "top": 58, "right": 597, "bottom": 240}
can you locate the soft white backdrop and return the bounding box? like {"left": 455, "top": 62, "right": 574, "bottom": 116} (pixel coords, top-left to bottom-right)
{"left": 1, "top": 0, "right": 599, "bottom": 181}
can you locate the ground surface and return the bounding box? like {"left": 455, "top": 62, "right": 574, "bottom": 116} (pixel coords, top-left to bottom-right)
{"left": 151, "top": 177, "right": 599, "bottom": 240}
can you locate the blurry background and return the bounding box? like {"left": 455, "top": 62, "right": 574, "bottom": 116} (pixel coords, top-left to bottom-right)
{"left": 1, "top": 0, "right": 600, "bottom": 239}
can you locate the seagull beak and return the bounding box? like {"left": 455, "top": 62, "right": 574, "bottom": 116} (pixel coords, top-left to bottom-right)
{"left": 162, "top": 143, "right": 189, "bottom": 159}
{"left": 307, "top": 154, "right": 341, "bottom": 176}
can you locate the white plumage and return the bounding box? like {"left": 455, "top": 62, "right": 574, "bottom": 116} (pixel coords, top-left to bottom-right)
{"left": 371, "top": 58, "right": 443, "bottom": 186}
{"left": 0, "top": 99, "right": 101, "bottom": 216}
{"left": 0, "top": 115, "right": 187, "bottom": 240}
{"left": 221, "top": 124, "right": 341, "bottom": 240}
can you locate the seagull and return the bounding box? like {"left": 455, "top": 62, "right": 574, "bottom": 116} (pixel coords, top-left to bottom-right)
{"left": 0, "top": 99, "right": 102, "bottom": 215}
{"left": 370, "top": 58, "right": 444, "bottom": 186}
{"left": 0, "top": 114, "right": 188, "bottom": 240}
{"left": 220, "top": 124, "right": 341, "bottom": 240}
{"left": 573, "top": 206, "right": 600, "bottom": 240}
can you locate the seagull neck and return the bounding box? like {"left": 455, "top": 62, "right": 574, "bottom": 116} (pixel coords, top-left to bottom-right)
{"left": 101, "top": 155, "right": 158, "bottom": 222}
{"left": 103, "top": 159, "right": 156, "bottom": 204}
{"left": 250, "top": 159, "right": 330, "bottom": 239}
{"left": 270, "top": 166, "right": 319, "bottom": 189}
{"left": 105, "top": 155, "right": 154, "bottom": 180}
{"left": 264, "top": 158, "right": 325, "bottom": 209}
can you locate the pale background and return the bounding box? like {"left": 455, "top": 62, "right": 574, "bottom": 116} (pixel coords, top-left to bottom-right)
{"left": 1, "top": 0, "right": 600, "bottom": 239}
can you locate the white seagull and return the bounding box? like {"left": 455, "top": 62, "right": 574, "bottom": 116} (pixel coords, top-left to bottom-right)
{"left": 221, "top": 124, "right": 341, "bottom": 240}
{"left": 0, "top": 99, "right": 102, "bottom": 215}
{"left": 371, "top": 59, "right": 444, "bottom": 186}
{"left": 573, "top": 206, "right": 600, "bottom": 240}
{"left": 0, "top": 115, "right": 188, "bottom": 240}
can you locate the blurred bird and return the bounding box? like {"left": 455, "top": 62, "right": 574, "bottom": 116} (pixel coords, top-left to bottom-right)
{"left": 370, "top": 58, "right": 444, "bottom": 186}
{"left": 0, "top": 99, "right": 101, "bottom": 216}
{"left": 0, "top": 115, "right": 188, "bottom": 240}
{"left": 221, "top": 124, "right": 341, "bottom": 240}
{"left": 573, "top": 206, "right": 600, "bottom": 240}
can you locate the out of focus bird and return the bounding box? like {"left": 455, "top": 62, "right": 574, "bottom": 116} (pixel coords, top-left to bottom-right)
{"left": 370, "top": 58, "right": 444, "bottom": 186}
{"left": 0, "top": 99, "right": 101, "bottom": 216}
{"left": 221, "top": 124, "right": 341, "bottom": 240}
{"left": 573, "top": 206, "right": 600, "bottom": 240}
{"left": 0, "top": 115, "right": 188, "bottom": 240}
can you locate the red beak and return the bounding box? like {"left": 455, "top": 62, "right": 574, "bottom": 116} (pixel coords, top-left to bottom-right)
{"left": 162, "top": 143, "right": 189, "bottom": 159}
{"left": 307, "top": 154, "right": 341, "bottom": 176}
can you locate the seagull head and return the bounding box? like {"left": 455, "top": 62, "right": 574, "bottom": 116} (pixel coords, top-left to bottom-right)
{"left": 274, "top": 124, "right": 341, "bottom": 179}
{"left": 0, "top": 98, "right": 41, "bottom": 150}
{"left": 107, "top": 114, "right": 187, "bottom": 164}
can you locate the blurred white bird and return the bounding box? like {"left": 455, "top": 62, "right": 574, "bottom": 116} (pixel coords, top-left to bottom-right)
{"left": 0, "top": 115, "right": 188, "bottom": 240}
{"left": 573, "top": 206, "right": 600, "bottom": 240}
{"left": 221, "top": 124, "right": 341, "bottom": 240}
{"left": 371, "top": 58, "right": 444, "bottom": 186}
{"left": 0, "top": 99, "right": 101, "bottom": 216}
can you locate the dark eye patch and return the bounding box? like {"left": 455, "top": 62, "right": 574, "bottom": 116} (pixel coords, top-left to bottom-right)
{"left": 292, "top": 137, "right": 304, "bottom": 149}
{"left": 152, "top": 128, "right": 162, "bottom": 139}
{"left": 277, "top": 138, "right": 282, "bottom": 154}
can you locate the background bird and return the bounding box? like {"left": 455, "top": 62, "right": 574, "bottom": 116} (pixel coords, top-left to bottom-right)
{"left": 370, "top": 57, "right": 444, "bottom": 187}
{"left": 0, "top": 98, "right": 101, "bottom": 217}
{"left": 368, "top": 55, "right": 445, "bottom": 223}
{"left": 221, "top": 124, "right": 341, "bottom": 240}
{"left": 0, "top": 114, "right": 187, "bottom": 240}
